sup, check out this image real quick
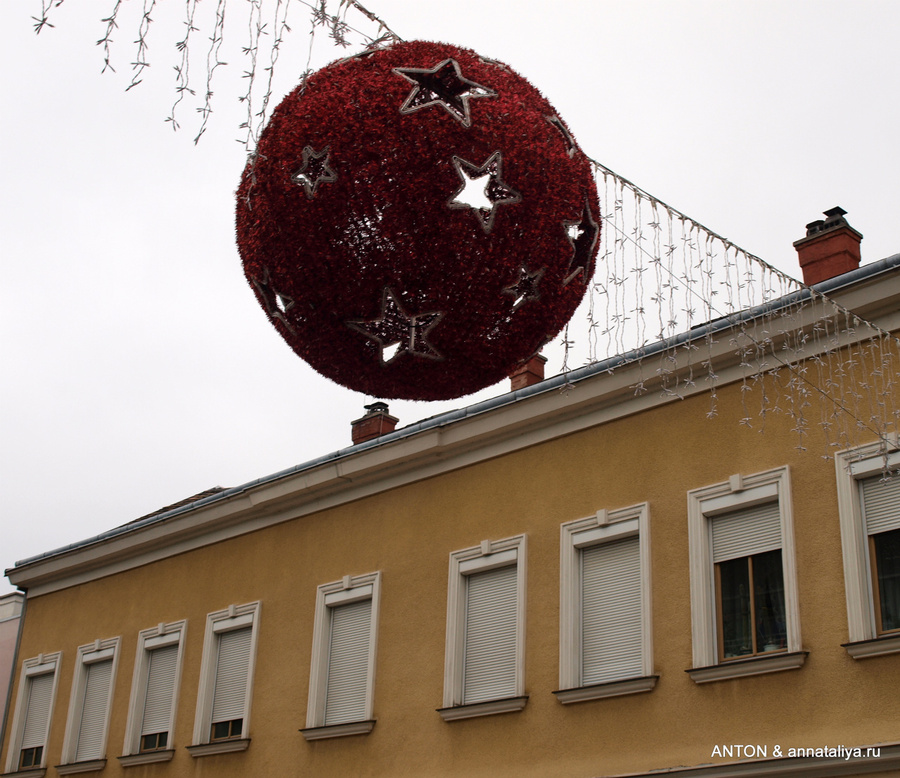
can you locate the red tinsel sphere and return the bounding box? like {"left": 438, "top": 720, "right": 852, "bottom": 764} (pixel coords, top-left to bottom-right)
{"left": 236, "top": 40, "right": 599, "bottom": 400}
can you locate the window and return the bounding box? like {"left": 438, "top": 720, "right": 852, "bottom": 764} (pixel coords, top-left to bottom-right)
{"left": 302, "top": 572, "right": 381, "bottom": 740}
{"left": 439, "top": 535, "right": 527, "bottom": 721}
{"left": 836, "top": 442, "right": 900, "bottom": 657}
{"left": 188, "top": 602, "right": 260, "bottom": 756}
{"left": 4, "top": 652, "right": 61, "bottom": 774}
{"left": 58, "top": 638, "right": 120, "bottom": 773}
{"left": 556, "top": 504, "right": 655, "bottom": 704}
{"left": 687, "top": 468, "right": 805, "bottom": 682}
{"left": 120, "top": 621, "right": 186, "bottom": 766}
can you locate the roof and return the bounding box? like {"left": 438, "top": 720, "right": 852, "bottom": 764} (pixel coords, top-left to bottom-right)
{"left": 9, "top": 253, "right": 900, "bottom": 584}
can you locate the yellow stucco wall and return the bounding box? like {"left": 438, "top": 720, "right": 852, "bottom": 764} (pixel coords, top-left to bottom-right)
{"left": 3, "top": 373, "right": 899, "bottom": 777}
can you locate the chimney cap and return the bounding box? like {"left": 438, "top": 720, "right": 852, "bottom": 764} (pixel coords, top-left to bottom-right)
{"left": 801, "top": 206, "right": 856, "bottom": 239}
{"left": 364, "top": 401, "right": 390, "bottom": 415}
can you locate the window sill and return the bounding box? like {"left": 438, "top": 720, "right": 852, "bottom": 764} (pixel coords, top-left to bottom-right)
{"left": 55, "top": 761, "right": 106, "bottom": 775}
{"left": 553, "top": 675, "right": 658, "bottom": 704}
{"left": 687, "top": 651, "right": 807, "bottom": 683}
{"left": 437, "top": 696, "right": 528, "bottom": 721}
{"left": 300, "top": 720, "right": 376, "bottom": 741}
{"left": 118, "top": 750, "right": 176, "bottom": 767}
{"left": 2, "top": 769, "right": 46, "bottom": 778}
{"left": 843, "top": 634, "right": 900, "bottom": 659}
{"left": 186, "top": 739, "right": 250, "bottom": 758}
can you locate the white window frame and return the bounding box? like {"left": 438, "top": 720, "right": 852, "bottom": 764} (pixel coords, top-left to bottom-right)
{"left": 58, "top": 637, "right": 120, "bottom": 774}
{"left": 302, "top": 572, "right": 381, "bottom": 740}
{"left": 4, "top": 652, "right": 62, "bottom": 776}
{"left": 188, "top": 602, "right": 260, "bottom": 757}
{"left": 687, "top": 467, "right": 805, "bottom": 682}
{"left": 835, "top": 440, "right": 900, "bottom": 658}
{"left": 119, "top": 620, "right": 186, "bottom": 765}
{"left": 439, "top": 535, "right": 527, "bottom": 721}
{"left": 557, "top": 504, "right": 655, "bottom": 703}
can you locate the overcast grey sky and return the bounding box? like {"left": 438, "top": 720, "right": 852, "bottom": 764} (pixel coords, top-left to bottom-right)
{"left": 2, "top": 1, "right": 899, "bottom": 593}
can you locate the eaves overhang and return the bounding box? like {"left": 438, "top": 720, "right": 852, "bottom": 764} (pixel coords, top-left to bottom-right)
{"left": 9, "top": 254, "right": 900, "bottom": 596}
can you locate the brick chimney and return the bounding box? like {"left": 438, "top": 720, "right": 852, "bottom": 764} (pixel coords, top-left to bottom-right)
{"left": 509, "top": 353, "right": 547, "bottom": 391}
{"left": 793, "top": 206, "right": 862, "bottom": 285}
{"left": 351, "top": 402, "right": 398, "bottom": 445}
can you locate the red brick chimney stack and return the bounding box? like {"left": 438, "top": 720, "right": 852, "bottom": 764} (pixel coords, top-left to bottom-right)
{"left": 793, "top": 206, "right": 862, "bottom": 285}
{"left": 509, "top": 353, "right": 547, "bottom": 391}
{"left": 351, "top": 402, "right": 398, "bottom": 445}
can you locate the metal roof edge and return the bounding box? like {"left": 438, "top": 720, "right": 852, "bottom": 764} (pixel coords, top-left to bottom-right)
{"left": 12, "top": 254, "right": 900, "bottom": 572}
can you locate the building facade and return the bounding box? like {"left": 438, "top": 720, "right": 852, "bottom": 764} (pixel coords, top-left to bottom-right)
{"left": 0, "top": 593, "right": 24, "bottom": 744}
{"left": 3, "top": 226, "right": 900, "bottom": 777}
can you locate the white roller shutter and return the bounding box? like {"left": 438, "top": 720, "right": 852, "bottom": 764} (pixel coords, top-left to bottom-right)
{"left": 462, "top": 564, "right": 517, "bottom": 705}
{"left": 582, "top": 536, "right": 642, "bottom": 685}
{"left": 21, "top": 672, "right": 54, "bottom": 750}
{"left": 711, "top": 502, "right": 781, "bottom": 563}
{"left": 211, "top": 627, "right": 251, "bottom": 726}
{"left": 141, "top": 644, "right": 178, "bottom": 736}
{"left": 323, "top": 599, "right": 372, "bottom": 725}
{"left": 74, "top": 659, "right": 113, "bottom": 761}
{"left": 861, "top": 474, "right": 900, "bottom": 536}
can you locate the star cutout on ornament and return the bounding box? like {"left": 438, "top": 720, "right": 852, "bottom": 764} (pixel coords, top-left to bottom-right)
{"left": 291, "top": 145, "right": 337, "bottom": 199}
{"left": 347, "top": 287, "right": 444, "bottom": 364}
{"left": 394, "top": 58, "right": 496, "bottom": 128}
{"left": 562, "top": 201, "right": 599, "bottom": 286}
{"left": 448, "top": 151, "right": 521, "bottom": 233}
{"left": 251, "top": 269, "right": 295, "bottom": 330}
{"left": 503, "top": 265, "right": 545, "bottom": 310}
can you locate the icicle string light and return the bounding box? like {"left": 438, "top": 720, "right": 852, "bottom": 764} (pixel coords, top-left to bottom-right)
{"left": 565, "top": 158, "right": 900, "bottom": 458}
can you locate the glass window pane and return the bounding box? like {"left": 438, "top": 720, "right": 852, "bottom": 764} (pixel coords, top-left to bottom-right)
{"left": 753, "top": 549, "right": 786, "bottom": 652}
{"left": 718, "top": 557, "right": 752, "bottom": 658}
{"left": 874, "top": 528, "right": 900, "bottom": 632}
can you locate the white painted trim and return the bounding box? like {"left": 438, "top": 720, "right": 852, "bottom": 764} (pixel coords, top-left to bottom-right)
{"left": 4, "top": 652, "right": 62, "bottom": 774}
{"left": 299, "top": 720, "right": 376, "bottom": 740}
{"left": 442, "top": 536, "right": 527, "bottom": 711}
{"left": 686, "top": 651, "right": 807, "bottom": 683}
{"left": 436, "top": 696, "right": 527, "bottom": 721}
{"left": 185, "top": 739, "right": 250, "bottom": 757}
{"left": 843, "top": 633, "right": 900, "bottom": 658}
{"left": 59, "top": 638, "right": 120, "bottom": 767}
{"left": 54, "top": 759, "right": 107, "bottom": 775}
{"left": 305, "top": 572, "right": 381, "bottom": 730}
{"left": 687, "top": 467, "right": 800, "bottom": 672}
{"left": 121, "top": 620, "right": 187, "bottom": 757}
{"left": 835, "top": 442, "right": 900, "bottom": 643}
{"left": 117, "top": 749, "right": 175, "bottom": 767}
{"left": 553, "top": 675, "right": 658, "bottom": 704}
{"left": 191, "top": 602, "right": 260, "bottom": 747}
{"left": 559, "top": 504, "right": 652, "bottom": 692}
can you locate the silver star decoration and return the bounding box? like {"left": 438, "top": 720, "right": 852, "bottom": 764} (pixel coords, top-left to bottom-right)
{"left": 291, "top": 145, "right": 337, "bottom": 198}
{"left": 562, "top": 201, "right": 599, "bottom": 285}
{"left": 545, "top": 114, "right": 577, "bottom": 157}
{"left": 394, "top": 58, "right": 496, "bottom": 128}
{"left": 251, "top": 269, "right": 295, "bottom": 330}
{"left": 347, "top": 288, "right": 443, "bottom": 364}
{"left": 503, "top": 266, "right": 545, "bottom": 310}
{"left": 448, "top": 151, "right": 521, "bottom": 233}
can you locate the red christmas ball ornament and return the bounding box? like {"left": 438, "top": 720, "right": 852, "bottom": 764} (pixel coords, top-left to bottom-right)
{"left": 236, "top": 40, "right": 599, "bottom": 400}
